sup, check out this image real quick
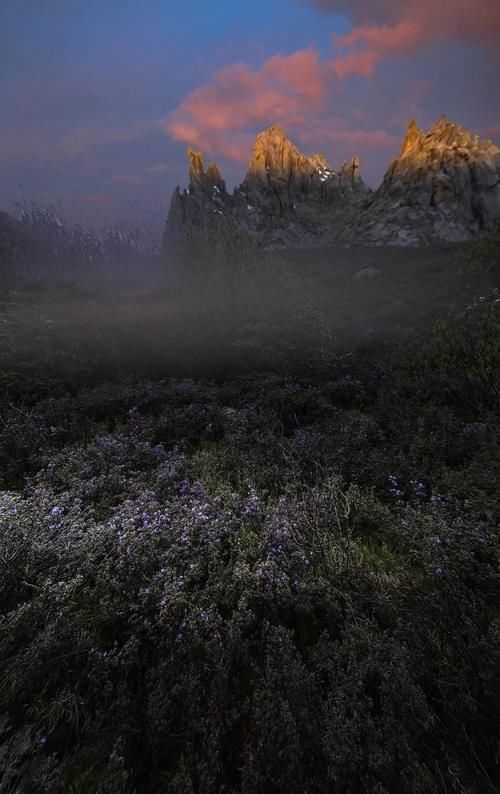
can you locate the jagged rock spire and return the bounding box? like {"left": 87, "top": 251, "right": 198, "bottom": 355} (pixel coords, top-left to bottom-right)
{"left": 163, "top": 115, "right": 500, "bottom": 254}
{"left": 188, "top": 149, "right": 226, "bottom": 192}
{"left": 355, "top": 116, "right": 500, "bottom": 245}
{"left": 400, "top": 119, "right": 424, "bottom": 157}
{"left": 338, "top": 157, "right": 363, "bottom": 188}
{"left": 244, "top": 125, "right": 308, "bottom": 185}
{"left": 429, "top": 115, "right": 471, "bottom": 147}
{"left": 162, "top": 123, "right": 375, "bottom": 252}
{"left": 188, "top": 149, "right": 205, "bottom": 188}
{"left": 206, "top": 161, "right": 223, "bottom": 185}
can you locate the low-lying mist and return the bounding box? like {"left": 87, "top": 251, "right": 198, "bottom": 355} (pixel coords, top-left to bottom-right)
{"left": 2, "top": 209, "right": 499, "bottom": 397}
{"left": 1, "top": 206, "right": 500, "bottom": 793}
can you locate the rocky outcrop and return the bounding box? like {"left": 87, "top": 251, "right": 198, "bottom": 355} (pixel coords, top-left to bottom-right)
{"left": 163, "top": 126, "right": 370, "bottom": 251}
{"left": 188, "top": 149, "right": 226, "bottom": 194}
{"left": 162, "top": 149, "right": 231, "bottom": 253}
{"left": 163, "top": 117, "right": 500, "bottom": 252}
{"left": 351, "top": 116, "right": 500, "bottom": 245}
{"left": 239, "top": 126, "right": 370, "bottom": 214}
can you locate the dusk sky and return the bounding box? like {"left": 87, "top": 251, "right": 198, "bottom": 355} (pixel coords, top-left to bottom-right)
{"left": 1, "top": 0, "right": 499, "bottom": 226}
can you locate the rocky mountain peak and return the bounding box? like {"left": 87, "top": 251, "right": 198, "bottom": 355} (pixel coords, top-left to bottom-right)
{"left": 399, "top": 116, "right": 485, "bottom": 162}
{"left": 187, "top": 149, "right": 205, "bottom": 188}
{"left": 244, "top": 125, "right": 308, "bottom": 186}
{"left": 164, "top": 123, "right": 371, "bottom": 250}
{"left": 188, "top": 149, "right": 226, "bottom": 193}
{"left": 428, "top": 115, "right": 472, "bottom": 148}
{"left": 206, "top": 161, "right": 224, "bottom": 186}
{"left": 400, "top": 119, "right": 425, "bottom": 157}
{"left": 355, "top": 117, "right": 500, "bottom": 245}
{"left": 163, "top": 115, "right": 500, "bottom": 253}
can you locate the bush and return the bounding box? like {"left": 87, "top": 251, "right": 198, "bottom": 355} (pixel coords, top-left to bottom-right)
{"left": 0, "top": 370, "right": 498, "bottom": 792}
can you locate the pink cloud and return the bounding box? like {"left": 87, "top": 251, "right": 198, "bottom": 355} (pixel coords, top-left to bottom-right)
{"left": 161, "top": 42, "right": 404, "bottom": 164}
{"left": 331, "top": 21, "right": 422, "bottom": 77}
{"left": 264, "top": 51, "right": 326, "bottom": 103}
{"left": 330, "top": 48, "right": 380, "bottom": 79}
{"left": 327, "top": 0, "right": 499, "bottom": 81}
{"left": 161, "top": 50, "right": 329, "bottom": 159}
{"left": 161, "top": 0, "right": 499, "bottom": 177}
{"left": 308, "top": 0, "right": 500, "bottom": 62}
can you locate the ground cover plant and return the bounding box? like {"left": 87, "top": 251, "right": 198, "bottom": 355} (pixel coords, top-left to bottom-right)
{"left": 0, "top": 225, "right": 499, "bottom": 793}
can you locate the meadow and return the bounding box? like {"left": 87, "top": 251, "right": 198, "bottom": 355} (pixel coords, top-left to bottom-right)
{"left": 0, "top": 225, "right": 499, "bottom": 792}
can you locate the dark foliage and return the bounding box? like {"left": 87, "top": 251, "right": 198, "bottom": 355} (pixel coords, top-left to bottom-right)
{"left": 0, "top": 225, "right": 499, "bottom": 792}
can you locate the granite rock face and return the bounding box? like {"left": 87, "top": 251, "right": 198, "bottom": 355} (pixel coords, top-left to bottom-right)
{"left": 240, "top": 125, "right": 365, "bottom": 203}
{"left": 163, "top": 149, "right": 232, "bottom": 254}
{"left": 349, "top": 117, "right": 500, "bottom": 245}
{"left": 163, "top": 125, "right": 370, "bottom": 251}
{"left": 163, "top": 118, "right": 500, "bottom": 252}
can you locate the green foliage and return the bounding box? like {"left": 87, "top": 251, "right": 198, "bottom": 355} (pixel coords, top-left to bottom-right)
{"left": 431, "top": 303, "right": 500, "bottom": 408}
{"left": 457, "top": 220, "right": 500, "bottom": 293}
{"left": 392, "top": 299, "right": 500, "bottom": 413}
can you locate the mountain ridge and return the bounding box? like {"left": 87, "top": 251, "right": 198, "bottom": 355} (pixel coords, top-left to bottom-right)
{"left": 163, "top": 117, "right": 500, "bottom": 252}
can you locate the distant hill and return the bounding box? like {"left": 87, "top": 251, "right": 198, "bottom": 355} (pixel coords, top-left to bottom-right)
{"left": 1, "top": 204, "right": 163, "bottom": 288}
{"left": 0, "top": 210, "right": 46, "bottom": 281}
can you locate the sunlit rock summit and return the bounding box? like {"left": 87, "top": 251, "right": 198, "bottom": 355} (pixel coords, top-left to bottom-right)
{"left": 241, "top": 125, "right": 366, "bottom": 203}
{"left": 163, "top": 117, "right": 500, "bottom": 252}
{"left": 348, "top": 116, "right": 500, "bottom": 245}
{"left": 164, "top": 125, "right": 370, "bottom": 250}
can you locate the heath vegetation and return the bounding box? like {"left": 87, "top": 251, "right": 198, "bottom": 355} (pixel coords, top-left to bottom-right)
{"left": 0, "top": 218, "right": 499, "bottom": 793}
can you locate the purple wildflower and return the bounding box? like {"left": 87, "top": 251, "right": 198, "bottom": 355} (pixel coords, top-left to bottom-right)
{"left": 388, "top": 475, "right": 403, "bottom": 500}
{"left": 175, "top": 618, "right": 187, "bottom": 645}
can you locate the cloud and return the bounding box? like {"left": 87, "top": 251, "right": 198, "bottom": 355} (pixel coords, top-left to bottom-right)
{"left": 162, "top": 0, "right": 499, "bottom": 178}
{"left": 161, "top": 40, "right": 413, "bottom": 166}
{"left": 312, "top": 0, "right": 500, "bottom": 81}
{"left": 161, "top": 50, "right": 329, "bottom": 160}
{"left": 331, "top": 21, "right": 422, "bottom": 77}
{"left": 304, "top": 0, "right": 500, "bottom": 52}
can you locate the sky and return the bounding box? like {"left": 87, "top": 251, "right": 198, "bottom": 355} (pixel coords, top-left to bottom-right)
{"left": 1, "top": 0, "right": 499, "bottom": 227}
